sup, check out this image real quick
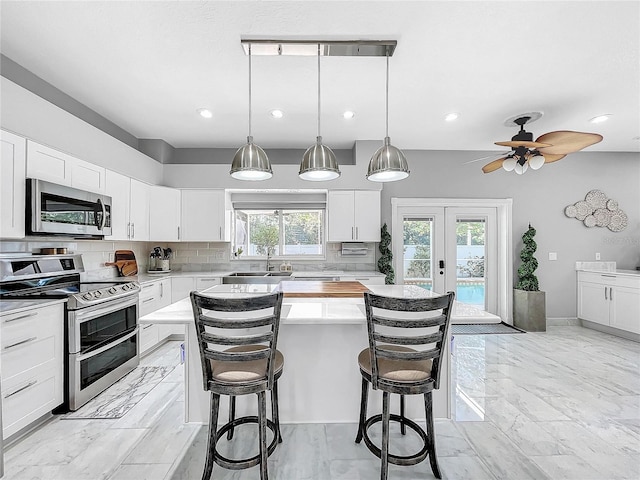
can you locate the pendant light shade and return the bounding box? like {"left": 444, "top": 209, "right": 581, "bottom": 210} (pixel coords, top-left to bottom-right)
{"left": 299, "top": 45, "right": 340, "bottom": 181}
{"left": 367, "top": 51, "right": 409, "bottom": 182}
{"left": 230, "top": 45, "right": 272, "bottom": 181}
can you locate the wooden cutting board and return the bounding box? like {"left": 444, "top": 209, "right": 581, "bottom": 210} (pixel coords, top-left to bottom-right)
{"left": 105, "top": 250, "right": 138, "bottom": 276}
{"left": 278, "top": 281, "right": 369, "bottom": 298}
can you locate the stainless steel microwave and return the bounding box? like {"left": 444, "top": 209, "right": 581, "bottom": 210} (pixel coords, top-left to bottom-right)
{"left": 27, "top": 178, "right": 112, "bottom": 237}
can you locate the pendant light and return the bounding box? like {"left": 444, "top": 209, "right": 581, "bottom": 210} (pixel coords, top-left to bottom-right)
{"left": 367, "top": 50, "right": 409, "bottom": 182}
{"left": 299, "top": 44, "right": 340, "bottom": 181}
{"left": 230, "top": 44, "right": 272, "bottom": 181}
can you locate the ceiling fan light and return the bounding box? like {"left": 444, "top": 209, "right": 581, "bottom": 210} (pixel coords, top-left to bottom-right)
{"left": 502, "top": 157, "right": 517, "bottom": 172}
{"left": 299, "top": 136, "right": 341, "bottom": 181}
{"left": 514, "top": 161, "right": 528, "bottom": 175}
{"left": 529, "top": 154, "right": 545, "bottom": 170}
{"left": 230, "top": 136, "right": 273, "bottom": 181}
{"left": 367, "top": 137, "right": 410, "bottom": 182}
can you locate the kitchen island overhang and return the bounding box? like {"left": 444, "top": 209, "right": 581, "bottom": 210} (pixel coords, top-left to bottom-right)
{"left": 140, "top": 283, "right": 499, "bottom": 425}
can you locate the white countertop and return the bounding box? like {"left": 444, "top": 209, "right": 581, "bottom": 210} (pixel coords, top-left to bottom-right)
{"left": 0, "top": 297, "right": 67, "bottom": 315}
{"left": 139, "top": 284, "right": 500, "bottom": 326}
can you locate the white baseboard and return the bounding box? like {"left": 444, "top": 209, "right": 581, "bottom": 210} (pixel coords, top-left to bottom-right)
{"left": 546, "top": 317, "right": 580, "bottom": 326}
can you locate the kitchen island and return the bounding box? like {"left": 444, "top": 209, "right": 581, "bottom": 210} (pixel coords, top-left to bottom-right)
{"left": 140, "top": 283, "right": 498, "bottom": 425}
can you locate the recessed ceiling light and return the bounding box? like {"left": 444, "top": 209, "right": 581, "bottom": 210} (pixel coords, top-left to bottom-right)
{"left": 197, "top": 108, "right": 213, "bottom": 119}
{"left": 270, "top": 109, "right": 284, "bottom": 119}
{"left": 589, "top": 114, "right": 611, "bottom": 124}
{"left": 343, "top": 110, "right": 355, "bottom": 119}
{"left": 444, "top": 112, "right": 459, "bottom": 122}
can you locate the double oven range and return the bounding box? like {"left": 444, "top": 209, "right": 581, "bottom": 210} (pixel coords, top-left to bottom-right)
{"left": 0, "top": 254, "right": 140, "bottom": 411}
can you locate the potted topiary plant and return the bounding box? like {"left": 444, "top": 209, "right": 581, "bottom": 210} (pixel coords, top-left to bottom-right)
{"left": 378, "top": 223, "right": 395, "bottom": 284}
{"left": 513, "top": 224, "right": 546, "bottom": 331}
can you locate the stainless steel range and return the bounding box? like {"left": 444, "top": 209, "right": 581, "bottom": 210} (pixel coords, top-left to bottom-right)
{"left": 0, "top": 254, "right": 141, "bottom": 411}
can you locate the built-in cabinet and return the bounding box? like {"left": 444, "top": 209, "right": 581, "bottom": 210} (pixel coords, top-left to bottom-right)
{"left": 105, "top": 170, "right": 150, "bottom": 241}
{"left": 139, "top": 278, "right": 175, "bottom": 355}
{"left": 26, "top": 140, "right": 106, "bottom": 193}
{"left": 577, "top": 271, "right": 640, "bottom": 335}
{"left": 149, "top": 185, "right": 181, "bottom": 241}
{"left": 181, "top": 190, "right": 230, "bottom": 242}
{"left": 0, "top": 130, "right": 26, "bottom": 239}
{"left": 327, "top": 190, "right": 381, "bottom": 242}
{"left": 0, "top": 302, "right": 64, "bottom": 439}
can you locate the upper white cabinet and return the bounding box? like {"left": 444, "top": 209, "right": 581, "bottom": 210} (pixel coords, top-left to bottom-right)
{"left": 105, "top": 171, "right": 150, "bottom": 241}
{"left": 26, "top": 140, "right": 105, "bottom": 193}
{"left": 577, "top": 271, "right": 640, "bottom": 335}
{"left": 150, "top": 185, "right": 181, "bottom": 241}
{"left": 327, "top": 190, "right": 381, "bottom": 242}
{"left": 1, "top": 130, "right": 26, "bottom": 238}
{"left": 181, "top": 189, "right": 230, "bottom": 241}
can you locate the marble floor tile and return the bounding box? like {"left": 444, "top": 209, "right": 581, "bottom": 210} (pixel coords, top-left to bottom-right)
{"left": 107, "top": 463, "right": 173, "bottom": 480}
{"left": 439, "top": 456, "right": 498, "bottom": 480}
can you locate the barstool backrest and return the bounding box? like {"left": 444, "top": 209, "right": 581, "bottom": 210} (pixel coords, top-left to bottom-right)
{"left": 363, "top": 291, "right": 455, "bottom": 390}
{"left": 190, "top": 291, "right": 284, "bottom": 391}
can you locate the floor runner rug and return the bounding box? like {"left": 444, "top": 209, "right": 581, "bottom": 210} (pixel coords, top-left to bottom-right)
{"left": 63, "top": 365, "right": 174, "bottom": 419}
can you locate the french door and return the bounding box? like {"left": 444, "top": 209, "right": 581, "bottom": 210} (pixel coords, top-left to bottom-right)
{"left": 391, "top": 199, "right": 512, "bottom": 319}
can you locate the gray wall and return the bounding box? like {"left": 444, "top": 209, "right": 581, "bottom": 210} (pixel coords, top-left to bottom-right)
{"left": 380, "top": 149, "right": 640, "bottom": 320}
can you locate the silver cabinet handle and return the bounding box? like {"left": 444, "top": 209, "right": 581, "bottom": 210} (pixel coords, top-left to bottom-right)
{"left": 160, "top": 282, "right": 164, "bottom": 298}
{"left": 5, "top": 336, "right": 37, "bottom": 350}
{"left": 219, "top": 226, "right": 222, "bottom": 240}
{"left": 610, "top": 287, "right": 613, "bottom": 300}
{"left": 142, "top": 324, "right": 154, "bottom": 330}
{"left": 605, "top": 286, "right": 608, "bottom": 300}
{"left": 142, "top": 284, "right": 154, "bottom": 289}
{"left": 142, "top": 297, "right": 155, "bottom": 304}
{"left": 351, "top": 226, "right": 354, "bottom": 240}
{"left": 356, "top": 226, "right": 359, "bottom": 239}
{"left": 5, "top": 380, "right": 37, "bottom": 399}
{"left": 127, "top": 222, "right": 131, "bottom": 239}
{"left": 131, "top": 222, "right": 135, "bottom": 238}
{"left": 4, "top": 312, "right": 37, "bottom": 323}
{"left": 178, "top": 226, "right": 181, "bottom": 240}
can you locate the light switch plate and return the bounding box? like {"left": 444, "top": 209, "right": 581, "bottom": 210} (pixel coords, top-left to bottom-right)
{"left": 549, "top": 252, "right": 557, "bottom": 261}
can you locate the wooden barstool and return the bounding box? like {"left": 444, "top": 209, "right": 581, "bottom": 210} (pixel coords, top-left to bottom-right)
{"left": 190, "top": 290, "right": 285, "bottom": 480}
{"left": 355, "top": 291, "right": 455, "bottom": 480}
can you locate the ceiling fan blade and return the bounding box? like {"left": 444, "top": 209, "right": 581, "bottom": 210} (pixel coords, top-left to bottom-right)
{"left": 541, "top": 153, "right": 566, "bottom": 163}
{"left": 482, "top": 157, "right": 508, "bottom": 174}
{"left": 463, "top": 152, "right": 510, "bottom": 165}
{"left": 495, "top": 140, "right": 551, "bottom": 148}
{"left": 536, "top": 131, "right": 603, "bottom": 154}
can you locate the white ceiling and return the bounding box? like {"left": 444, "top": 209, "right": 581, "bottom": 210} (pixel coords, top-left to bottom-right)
{"left": 1, "top": 1, "right": 639, "bottom": 154}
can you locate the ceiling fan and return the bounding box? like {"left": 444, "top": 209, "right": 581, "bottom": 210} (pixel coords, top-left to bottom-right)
{"left": 478, "top": 115, "right": 603, "bottom": 174}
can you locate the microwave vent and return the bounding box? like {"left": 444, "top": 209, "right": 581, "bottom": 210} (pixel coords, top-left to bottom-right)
{"left": 341, "top": 243, "right": 369, "bottom": 256}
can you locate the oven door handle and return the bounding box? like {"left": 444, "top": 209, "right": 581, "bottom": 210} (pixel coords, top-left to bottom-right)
{"left": 77, "top": 328, "right": 138, "bottom": 361}
{"left": 71, "top": 295, "right": 139, "bottom": 325}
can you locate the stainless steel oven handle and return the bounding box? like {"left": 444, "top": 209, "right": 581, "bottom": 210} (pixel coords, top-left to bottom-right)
{"left": 77, "top": 328, "right": 138, "bottom": 361}
{"left": 72, "top": 294, "right": 139, "bottom": 325}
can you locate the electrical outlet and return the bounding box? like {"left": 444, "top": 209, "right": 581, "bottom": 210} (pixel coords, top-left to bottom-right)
{"left": 549, "top": 252, "right": 557, "bottom": 261}
{"left": 108, "top": 252, "right": 114, "bottom": 262}
{"left": 595, "top": 252, "right": 601, "bottom": 260}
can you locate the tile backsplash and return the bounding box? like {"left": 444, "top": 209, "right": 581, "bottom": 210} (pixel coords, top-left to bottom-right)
{"left": 0, "top": 239, "right": 378, "bottom": 276}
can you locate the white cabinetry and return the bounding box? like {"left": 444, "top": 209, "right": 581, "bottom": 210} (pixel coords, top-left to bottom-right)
{"left": 181, "top": 190, "right": 230, "bottom": 241}
{"left": 577, "top": 271, "right": 640, "bottom": 335}
{"left": 339, "top": 274, "right": 385, "bottom": 286}
{"left": 26, "top": 140, "right": 105, "bottom": 193}
{"left": 150, "top": 186, "right": 181, "bottom": 241}
{"left": 1, "top": 130, "right": 26, "bottom": 239}
{"left": 139, "top": 278, "right": 181, "bottom": 355}
{"left": 327, "top": 190, "right": 380, "bottom": 242}
{"left": 172, "top": 277, "right": 196, "bottom": 303}
{"left": 106, "top": 170, "right": 150, "bottom": 241}
{"left": 1, "top": 302, "right": 64, "bottom": 439}
{"left": 196, "top": 277, "right": 222, "bottom": 292}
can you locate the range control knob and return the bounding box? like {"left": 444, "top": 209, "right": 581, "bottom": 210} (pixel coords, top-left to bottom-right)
{"left": 82, "top": 293, "right": 94, "bottom": 300}
{"left": 94, "top": 290, "right": 102, "bottom": 297}
{"left": 121, "top": 284, "right": 130, "bottom": 291}
{"left": 108, "top": 287, "right": 118, "bottom": 294}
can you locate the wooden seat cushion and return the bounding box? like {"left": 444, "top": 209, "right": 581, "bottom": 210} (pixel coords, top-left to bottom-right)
{"left": 210, "top": 345, "right": 284, "bottom": 383}
{"left": 358, "top": 345, "right": 433, "bottom": 383}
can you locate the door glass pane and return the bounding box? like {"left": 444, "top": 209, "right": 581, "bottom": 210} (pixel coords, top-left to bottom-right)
{"left": 403, "top": 218, "right": 433, "bottom": 291}
{"left": 456, "top": 219, "right": 485, "bottom": 306}
{"left": 80, "top": 335, "right": 137, "bottom": 389}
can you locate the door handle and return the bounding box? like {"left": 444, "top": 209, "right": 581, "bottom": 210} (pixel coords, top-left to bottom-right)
{"left": 438, "top": 260, "right": 445, "bottom": 275}
{"left": 605, "top": 286, "right": 608, "bottom": 300}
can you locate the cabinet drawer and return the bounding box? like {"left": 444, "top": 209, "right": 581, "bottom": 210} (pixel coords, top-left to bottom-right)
{"left": 196, "top": 277, "right": 221, "bottom": 291}
{"left": 1, "top": 304, "right": 61, "bottom": 341}
{"left": 140, "top": 323, "right": 159, "bottom": 354}
{"left": 2, "top": 365, "right": 62, "bottom": 439}
{"left": 139, "top": 294, "right": 159, "bottom": 318}
{"left": 2, "top": 333, "right": 60, "bottom": 385}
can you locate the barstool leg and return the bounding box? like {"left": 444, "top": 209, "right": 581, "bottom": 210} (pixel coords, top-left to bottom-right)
{"left": 227, "top": 395, "right": 236, "bottom": 440}
{"left": 400, "top": 394, "right": 406, "bottom": 435}
{"left": 381, "top": 391, "right": 390, "bottom": 480}
{"left": 272, "top": 381, "right": 282, "bottom": 443}
{"left": 424, "top": 392, "right": 442, "bottom": 479}
{"left": 202, "top": 392, "right": 220, "bottom": 480}
{"left": 355, "top": 377, "right": 369, "bottom": 443}
{"left": 257, "top": 390, "right": 269, "bottom": 480}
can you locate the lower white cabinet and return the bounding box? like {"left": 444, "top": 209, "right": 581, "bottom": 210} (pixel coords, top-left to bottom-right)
{"left": 172, "top": 277, "right": 196, "bottom": 303}
{"left": 577, "top": 271, "right": 640, "bottom": 335}
{"left": 1, "top": 302, "right": 64, "bottom": 439}
{"left": 196, "top": 277, "right": 222, "bottom": 292}
{"left": 339, "top": 274, "right": 385, "bottom": 286}
{"left": 139, "top": 278, "right": 173, "bottom": 355}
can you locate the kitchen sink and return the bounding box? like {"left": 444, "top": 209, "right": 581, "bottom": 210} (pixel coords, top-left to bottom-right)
{"left": 222, "top": 271, "right": 292, "bottom": 284}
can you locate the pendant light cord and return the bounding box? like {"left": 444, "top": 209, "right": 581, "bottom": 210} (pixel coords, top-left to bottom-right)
{"left": 248, "top": 44, "right": 252, "bottom": 138}
{"left": 317, "top": 43, "right": 321, "bottom": 138}
{"left": 385, "top": 50, "right": 389, "bottom": 138}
